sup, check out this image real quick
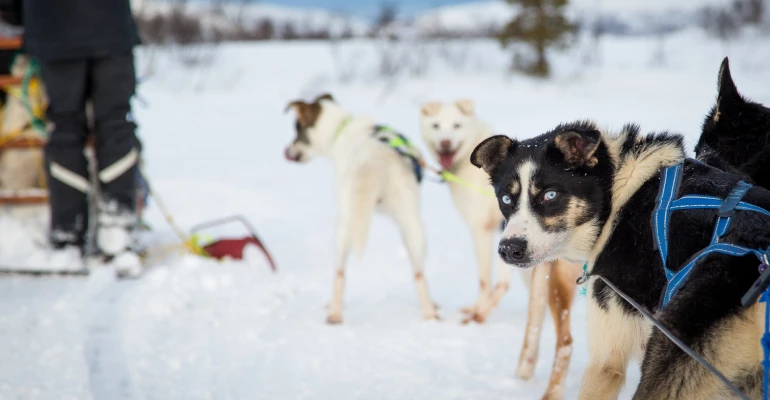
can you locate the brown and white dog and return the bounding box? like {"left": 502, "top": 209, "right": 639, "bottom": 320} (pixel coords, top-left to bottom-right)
{"left": 420, "top": 99, "right": 581, "bottom": 399}
{"left": 284, "top": 93, "right": 439, "bottom": 324}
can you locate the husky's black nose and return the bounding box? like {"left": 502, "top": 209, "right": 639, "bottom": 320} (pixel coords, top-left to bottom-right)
{"left": 498, "top": 238, "right": 528, "bottom": 264}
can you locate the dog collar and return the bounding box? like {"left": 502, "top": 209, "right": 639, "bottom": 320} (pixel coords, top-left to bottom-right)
{"left": 333, "top": 117, "right": 353, "bottom": 141}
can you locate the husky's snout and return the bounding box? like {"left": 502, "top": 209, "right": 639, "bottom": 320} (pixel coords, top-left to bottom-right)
{"left": 284, "top": 146, "right": 302, "bottom": 162}
{"left": 497, "top": 237, "right": 529, "bottom": 266}
{"left": 498, "top": 237, "right": 531, "bottom": 267}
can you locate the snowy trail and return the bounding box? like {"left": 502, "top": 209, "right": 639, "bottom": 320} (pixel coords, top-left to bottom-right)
{"left": 84, "top": 271, "right": 136, "bottom": 400}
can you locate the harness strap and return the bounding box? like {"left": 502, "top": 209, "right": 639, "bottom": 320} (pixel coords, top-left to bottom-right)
{"left": 669, "top": 195, "right": 770, "bottom": 217}
{"left": 653, "top": 162, "right": 770, "bottom": 310}
{"left": 652, "top": 163, "right": 683, "bottom": 280}
{"left": 762, "top": 287, "right": 770, "bottom": 399}
{"left": 373, "top": 125, "right": 423, "bottom": 183}
{"left": 661, "top": 243, "right": 769, "bottom": 307}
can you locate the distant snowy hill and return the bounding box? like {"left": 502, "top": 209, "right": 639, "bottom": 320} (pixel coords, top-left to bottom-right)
{"left": 131, "top": 0, "right": 370, "bottom": 37}
{"left": 413, "top": 2, "right": 515, "bottom": 33}
{"left": 131, "top": 0, "right": 735, "bottom": 38}
{"left": 413, "top": 0, "right": 728, "bottom": 35}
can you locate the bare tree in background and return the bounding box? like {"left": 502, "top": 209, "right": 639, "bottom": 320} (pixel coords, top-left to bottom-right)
{"left": 371, "top": 2, "right": 402, "bottom": 78}
{"left": 498, "top": 0, "right": 577, "bottom": 77}
{"left": 734, "top": 0, "right": 765, "bottom": 24}
{"left": 371, "top": 1, "right": 399, "bottom": 38}
{"left": 329, "top": 14, "right": 361, "bottom": 83}
{"left": 699, "top": 0, "right": 766, "bottom": 40}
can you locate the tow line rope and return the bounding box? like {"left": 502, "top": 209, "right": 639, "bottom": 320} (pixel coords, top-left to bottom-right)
{"left": 144, "top": 181, "right": 209, "bottom": 258}
{"left": 598, "top": 275, "right": 751, "bottom": 400}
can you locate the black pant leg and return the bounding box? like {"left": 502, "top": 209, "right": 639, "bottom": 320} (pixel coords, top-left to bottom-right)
{"left": 38, "top": 59, "right": 90, "bottom": 247}
{"left": 89, "top": 52, "right": 139, "bottom": 213}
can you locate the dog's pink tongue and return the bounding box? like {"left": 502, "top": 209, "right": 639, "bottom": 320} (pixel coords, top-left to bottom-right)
{"left": 439, "top": 152, "right": 455, "bottom": 170}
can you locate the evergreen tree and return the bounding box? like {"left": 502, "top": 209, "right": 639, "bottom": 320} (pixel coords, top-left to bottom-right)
{"left": 498, "top": 0, "right": 577, "bottom": 77}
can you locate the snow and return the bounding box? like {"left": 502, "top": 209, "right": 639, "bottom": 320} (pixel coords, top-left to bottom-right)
{"left": 130, "top": 0, "right": 733, "bottom": 38}
{"left": 2, "top": 26, "right": 770, "bottom": 399}
{"left": 414, "top": 2, "right": 516, "bottom": 33}
{"left": 131, "top": 0, "right": 371, "bottom": 37}
{"left": 413, "top": 0, "right": 729, "bottom": 35}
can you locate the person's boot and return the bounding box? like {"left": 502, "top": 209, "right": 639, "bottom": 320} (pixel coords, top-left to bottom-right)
{"left": 97, "top": 200, "right": 142, "bottom": 278}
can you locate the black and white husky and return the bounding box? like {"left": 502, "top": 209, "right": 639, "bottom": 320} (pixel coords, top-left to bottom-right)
{"left": 470, "top": 88, "right": 770, "bottom": 397}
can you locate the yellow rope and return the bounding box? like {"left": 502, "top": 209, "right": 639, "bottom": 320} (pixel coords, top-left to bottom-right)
{"left": 439, "top": 170, "right": 496, "bottom": 198}
{"left": 147, "top": 187, "right": 209, "bottom": 257}
{"left": 418, "top": 159, "right": 496, "bottom": 198}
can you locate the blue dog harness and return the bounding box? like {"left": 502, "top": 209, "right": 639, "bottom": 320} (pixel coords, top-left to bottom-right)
{"left": 652, "top": 161, "right": 770, "bottom": 309}
{"left": 652, "top": 161, "right": 770, "bottom": 398}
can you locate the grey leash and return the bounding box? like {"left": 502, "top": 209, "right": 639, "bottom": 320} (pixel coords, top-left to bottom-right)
{"left": 597, "top": 276, "right": 750, "bottom": 400}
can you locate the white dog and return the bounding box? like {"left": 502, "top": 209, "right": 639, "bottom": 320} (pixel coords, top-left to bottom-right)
{"left": 284, "top": 93, "right": 438, "bottom": 324}
{"left": 419, "top": 99, "right": 514, "bottom": 323}
{"left": 420, "top": 100, "right": 582, "bottom": 399}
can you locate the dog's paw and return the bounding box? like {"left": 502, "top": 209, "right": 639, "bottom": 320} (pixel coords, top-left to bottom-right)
{"left": 423, "top": 311, "right": 441, "bottom": 321}
{"left": 326, "top": 314, "right": 343, "bottom": 325}
{"left": 460, "top": 305, "right": 477, "bottom": 315}
{"left": 515, "top": 358, "right": 536, "bottom": 380}
{"left": 461, "top": 312, "right": 486, "bottom": 325}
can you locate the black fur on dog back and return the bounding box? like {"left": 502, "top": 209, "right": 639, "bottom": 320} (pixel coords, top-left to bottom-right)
{"left": 697, "top": 57, "right": 770, "bottom": 189}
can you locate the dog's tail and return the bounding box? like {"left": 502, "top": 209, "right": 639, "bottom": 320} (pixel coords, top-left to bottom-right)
{"left": 350, "top": 215, "right": 373, "bottom": 259}
{"left": 345, "top": 184, "right": 379, "bottom": 260}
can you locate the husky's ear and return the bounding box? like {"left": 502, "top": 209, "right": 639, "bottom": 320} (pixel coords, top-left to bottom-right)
{"left": 455, "top": 99, "right": 474, "bottom": 116}
{"left": 717, "top": 57, "right": 738, "bottom": 100}
{"left": 471, "top": 135, "right": 516, "bottom": 175}
{"left": 713, "top": 57, "right": 744, "bottom": 123}
{"left": 315, "top": 93, "right": 334, "bottom": 103}
{"left": 553, "top": 129, "right": 601, "bottom": 168}
{"left": 421, "top": 101, "right": 442, "bottom": 116}
{"left": 284, "top": 100, "right": 321, "bottom": 127}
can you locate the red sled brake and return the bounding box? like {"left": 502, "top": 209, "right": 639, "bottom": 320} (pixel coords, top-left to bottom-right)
{"left": 190, "top": 215, "right": 277, "bottom": 273}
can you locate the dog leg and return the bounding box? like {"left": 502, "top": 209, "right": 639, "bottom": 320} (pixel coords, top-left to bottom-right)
{"left": 327, "top": 185, "right": 376, "bottom": 324}
{"left": 578, "top": 290, "right": 640, "bottom": 400}
{"left": 540, "top": 259, "right": 579, "bottom": 400}
{"left": 469, "top": 256, "right": 513, "bottom": 323}
{"left": 327, "top": 223, "right": 350, "bottom": 325}
{"left": 516, "top": 261, "right": 552, "bottom": 379}
{"left": 461, "top": 226, "right": 495, "bottom": 323}
{"left": 390, "top": 194, "right": 438, "bottom": 321}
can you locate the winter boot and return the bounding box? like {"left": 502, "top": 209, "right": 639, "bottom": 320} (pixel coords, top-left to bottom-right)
{"left": 97, "top": 200, "right": 142, "bottom": 278}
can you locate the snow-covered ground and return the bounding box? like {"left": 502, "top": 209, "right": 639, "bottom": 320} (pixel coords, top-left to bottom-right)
{"left": 2, "top": 27, "right": 770, "bottom": 399}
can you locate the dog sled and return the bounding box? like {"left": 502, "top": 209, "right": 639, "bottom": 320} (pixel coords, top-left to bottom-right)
{"left": 0, "top": 36, "right": 277, "bottom": 277}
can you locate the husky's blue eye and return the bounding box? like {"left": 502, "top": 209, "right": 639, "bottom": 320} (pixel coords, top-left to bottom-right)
{"left": 501, "top": 195, "right": 512, "bottom": 205}
{"left": 543, "top": 191, "right": 557, "bottom": 201}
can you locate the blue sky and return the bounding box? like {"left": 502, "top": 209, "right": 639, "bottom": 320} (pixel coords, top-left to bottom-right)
{"left": 261, "top": 0, "right": 488, "bottom": 19}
